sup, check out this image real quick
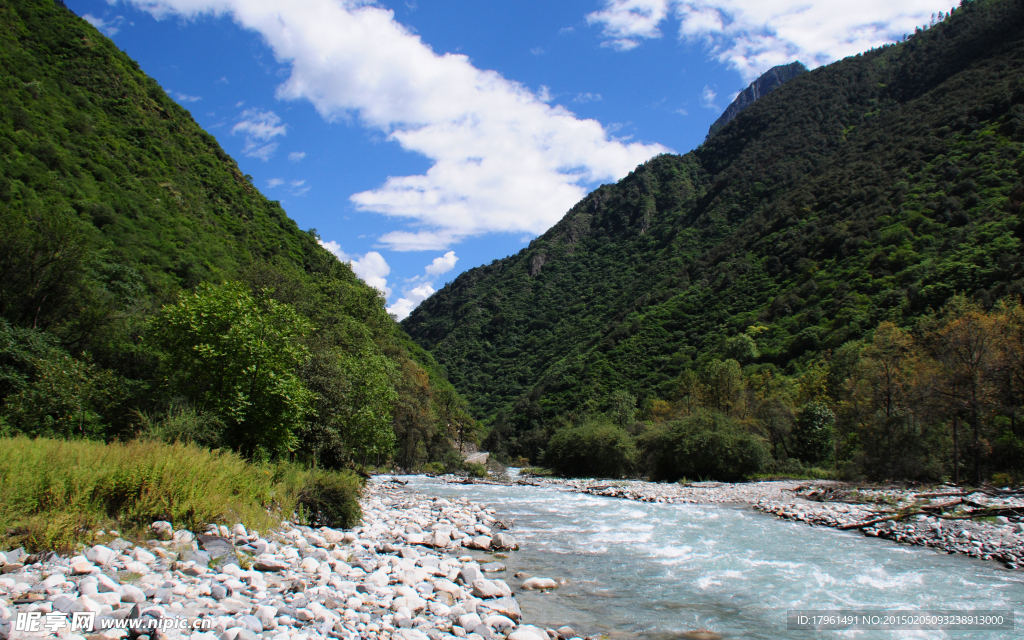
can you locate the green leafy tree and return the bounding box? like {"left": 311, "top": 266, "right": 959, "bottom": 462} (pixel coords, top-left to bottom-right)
{"left": 791, "top": 401, "right": 836, "bottom": 465}
{"left": 149, "top": 282, "right": 315, "bottom": 457}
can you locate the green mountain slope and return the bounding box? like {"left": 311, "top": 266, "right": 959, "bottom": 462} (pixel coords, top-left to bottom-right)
{"left": 403, "top": 0, "right": 1024, "bottom": 469}
{"left": 0, "top": 0, "right": 470, "bottom": 470}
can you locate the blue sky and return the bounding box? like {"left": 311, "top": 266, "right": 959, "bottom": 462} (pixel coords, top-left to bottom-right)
{"left": 70, "top": 0, "right": 947, "bottom": 319}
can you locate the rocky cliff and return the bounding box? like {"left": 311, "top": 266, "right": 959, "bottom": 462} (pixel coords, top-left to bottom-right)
{"left": 706, "top": 61, "right": 807, "bottom": 138}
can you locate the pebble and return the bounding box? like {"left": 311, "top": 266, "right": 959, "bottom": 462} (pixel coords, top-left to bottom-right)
{"left": 0, "top": 477, "right": 603, "bottom": 640}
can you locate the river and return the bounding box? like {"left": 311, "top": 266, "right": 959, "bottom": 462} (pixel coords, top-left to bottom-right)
{"left": 393, "top": 474, "right": 1024, "bottom": 639}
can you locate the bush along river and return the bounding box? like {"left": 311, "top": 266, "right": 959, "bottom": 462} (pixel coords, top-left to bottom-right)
{"left": 404, "top": 473, "right": 1024, "bottom": 640}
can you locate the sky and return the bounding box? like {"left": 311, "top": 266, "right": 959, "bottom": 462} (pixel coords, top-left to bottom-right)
{"left": 69, "top": 0, "right": 951, "bottom": 319}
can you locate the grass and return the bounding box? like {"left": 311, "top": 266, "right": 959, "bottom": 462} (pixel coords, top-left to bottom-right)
{"left": 0, "top": 436, "right": 363, "bottom": 552}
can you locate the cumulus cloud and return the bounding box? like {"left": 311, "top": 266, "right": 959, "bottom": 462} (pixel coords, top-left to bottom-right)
{"left": 587, "top": 0, "right": 943, "bottom": 81}
{"left": 317, "top": 240, "right": 392, "bottom": 297}
{"left": 288, "top": 151, "right": 306, "bottom": 162}
{"left": 83, "top": 13, "right": 125, "bottom": 35}
{"left": 586, "top": 0, "right": 669, "bottom": 51}
{"left": 232, "top": 108, "right": 287, "bottom": 161}
{"left": 126, "top": 0, "right": 668, "bottom": 251}
{"left": 387, "top": 283, "right": 435, "bottom": 321}
{"left": 350, "top": 251, "right": 392, "bottom": 297}
{"left": 267, "top": 178, "right": 284, "bottom": 187}
{"left": 387, "top": 251, "right": 459, "bottom": 319}
{"left": 424, "top": 250, "right": 458, "bottom": 276}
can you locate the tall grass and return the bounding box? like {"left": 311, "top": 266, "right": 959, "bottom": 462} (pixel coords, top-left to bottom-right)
{"left": 0, "top": 437, "right": 363, "bottom": 551}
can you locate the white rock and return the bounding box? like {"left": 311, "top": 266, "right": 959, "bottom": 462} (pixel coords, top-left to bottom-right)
{"left": 521, "top": 577, "right": 557, "bottom": 590}
{"left": 509, "top": 625, "right": 548, "bottom": 640}
{"left": 86, "top": 545, "right": 115, "bottom": 566}
{"left": 255, "top": 605, "right": 278, "bottom": 630}
{"left": 95, "top": 574, "right": 120, "bottom": 593}
{"left": 131, "top": 548, "right": 157, "bottom": 564}
{"left": 172, "top": 530, "right": 195, "bottom": 544}
{"left": 71, "top": 561, "right": 97, "bottom": 575}
{"left": 483, "top": 615, "right": 515, "bottom": 631}
{"left": 471, "top": 579, "right": 511, "bottom": 599}
{"left": 232, "top": 524, "right": 248, "bottom": 537}
{"left": 118, "top": 585, "right": 146, "bottom": 603}
{"left": 299, "top": 557, "right": 320, "bottom": 574}
{"left": 151, "top": 521, "right": 173, "bottom": 540}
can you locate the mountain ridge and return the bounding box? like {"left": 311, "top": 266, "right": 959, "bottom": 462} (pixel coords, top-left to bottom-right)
{"left": 403, "top": 0, "right": 1024, "bottom": 469}
{"left": 707, "top": 61, "right": 807, "bottom": 139}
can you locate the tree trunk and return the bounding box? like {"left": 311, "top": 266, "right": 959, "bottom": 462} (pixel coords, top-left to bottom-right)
{"left": 953, "top": 415, "right": 960, "bottom": 484}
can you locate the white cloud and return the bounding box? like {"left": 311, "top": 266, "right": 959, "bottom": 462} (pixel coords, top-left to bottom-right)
{"left": 387, "top": 283, "right": 434, "bottom": 321}
{"left": 349, "top": 251, "right": 392, "bottom": 297}
{"left": 701, "top": 85, "right": 717, "bottom": 109}
{"left": 267, "top": 178, "right": 284, "bottom": 187}
{"left": 530, "top": 46, "right": 546, "bottom": 56}
{"left": 317, "top": 240, "right": 392, "bottom": 297}
{"left": 318, "top": 239, "right": 347, "bottom": 260}
{"left": 574, "top": 92, "right": 603, "bottom": 103}
{"left": 387, "top": 251, "right": 459, "bottom": 319}
{"left": 288, "top": 151, "right": 306, "bottom": 162}
{"left": 232, "top": 108, "right": 287, "bottom": 160}
{"left": 586, "top": 0, "right": 669, "bottom": 51}
{"left": 175, "top": 92, "right": 202, "bottom": 102}
{"left": 126, "top": 0, "right": 668, "bottom": 251}
{"left": 674, "top": 107, "right": 688, "bottom": 116}
{"left": 424, "top": 250, "right": 458, "bottom": 276}
{"left": 587, "top": 0, "right": 944, "bottom": 81}
{"left": 83, "top": 13, "right": 125, "bottom": 36}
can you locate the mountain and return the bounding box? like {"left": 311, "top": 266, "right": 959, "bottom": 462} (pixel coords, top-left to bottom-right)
{"left": 0, "top": 0, "right": 471, "bottom": 470}
{"left": 403, "top": 0, "right": 1024, "bottom": 475}
{"left": 707, "top": 62, "right": 807, "bottom": 139}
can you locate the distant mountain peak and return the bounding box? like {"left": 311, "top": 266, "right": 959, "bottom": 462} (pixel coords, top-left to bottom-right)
{"left": 706, "top": 62, "right": 807, "bottom": 139}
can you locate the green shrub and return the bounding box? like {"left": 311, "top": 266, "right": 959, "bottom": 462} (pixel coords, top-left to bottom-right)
{"left": 544, "top": 418, "right": 637, "bottom": 478}
{"left": 464, "top": 462, "right": 487, "bottom": 478}
{"left": 641, "top": 410, "right": 769, "bottom": 481}
{"left": 421, "top": 462, "right": 446, "bottom": 474}
{"left": 296, "top": 471, "right": 363, "bottom": 529}
{"left": 0, "top": 436, "right": 363, "bottom": 551}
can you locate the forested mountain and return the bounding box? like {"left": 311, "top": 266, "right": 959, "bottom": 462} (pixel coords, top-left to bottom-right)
{"left": 404, "top": 0, "right": 1024, "bottom": 481}
{"left": 706, "top": 62, "right": 806, "bottom": 139}
{"left": 0, "top": 0, "right": 472, "bottom": 471}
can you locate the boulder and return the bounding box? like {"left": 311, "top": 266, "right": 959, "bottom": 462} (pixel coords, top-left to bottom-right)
{"left": 458, "top": 566, "right": 483, "bottom": 585}
{"left": 521, "top": 577, "right": 557, "bottom": 591}
{"left": 490, "top": 533, "right": 518, "bottom": 550}
{"left": 254, "top": 559, "right": 289, "bottom": 573}
{"left": 478, "top": 597, "right": 522, "bottom": 621}
{"left": 151, "top": 521, "right": 173, "bottom": 540}
{"left": 86, "top": 545, "right": 115, "bottom": 566}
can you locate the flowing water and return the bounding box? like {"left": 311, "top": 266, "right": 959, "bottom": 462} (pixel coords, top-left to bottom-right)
{"left": 393, "top": 474, "right": 1024, "bottom": 639}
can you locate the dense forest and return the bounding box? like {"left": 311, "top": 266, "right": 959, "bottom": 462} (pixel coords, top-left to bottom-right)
{"left": 0, "top": 0, "right": 474, "bottom": 472}
{"left": 404, "top": 0, "right": 1024, "bottom": 482}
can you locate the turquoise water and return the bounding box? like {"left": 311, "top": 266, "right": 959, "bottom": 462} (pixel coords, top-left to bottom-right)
{"left": 396, "top": 475, "right": 1024, "bottom": 639}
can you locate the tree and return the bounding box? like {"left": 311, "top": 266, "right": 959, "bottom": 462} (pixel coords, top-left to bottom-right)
{"left": 149, "top": 282, "right": 315, "bottom": 458}
{"left": 931, "top": 299, "right": 999, "bottom": 484}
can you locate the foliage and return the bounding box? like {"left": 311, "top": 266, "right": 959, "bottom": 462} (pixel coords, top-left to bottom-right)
{"left": 405, "top": 0, "right": 1024, "bottom": 481}
{"left": 544, "top": 417, "right": 637, "bottom": 478}
{"left": 640, "top": 410, "right": 770, "bottom": 482}
{"left": 0, "top": 435, "right": 362, "bottom": 551}
{"left": 0, "top": 0, "right": 473, "bottom": 469}
{"left": 149, "top": 282, "right": 315, "bottom": 457}
{"left": 296, "top": 470, "right": 363, "bottom": 529}
{"left": 464, "top": 462, "right": 487, "bottom": 478}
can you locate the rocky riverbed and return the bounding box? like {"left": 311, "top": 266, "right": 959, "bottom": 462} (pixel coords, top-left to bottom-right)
{"left": 0, "top": 481, "right": 576, "bottom": 640}
{"left": 519, "top": 476, "right": 1024, "bottom": 569}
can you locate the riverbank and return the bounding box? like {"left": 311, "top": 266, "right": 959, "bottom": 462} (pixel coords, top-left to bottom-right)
{"left": 0, "top": 479, "right": 571, "bottom": 640}
{"left": 510, "top": 476, "right": 1024, "bottom": 569}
